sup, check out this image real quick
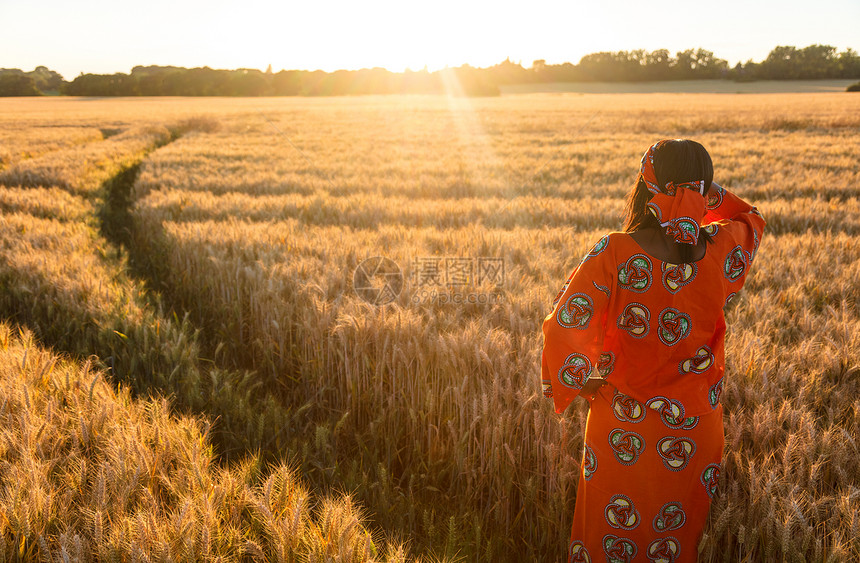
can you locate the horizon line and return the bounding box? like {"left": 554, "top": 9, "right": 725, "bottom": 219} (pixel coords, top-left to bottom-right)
{"left": 9, "top": 43, "right": 858, "bottom": 82}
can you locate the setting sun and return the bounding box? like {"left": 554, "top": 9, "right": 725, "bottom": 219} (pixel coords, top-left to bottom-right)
{"left": 2, "top": 0, "right": 858, "bottom": 78}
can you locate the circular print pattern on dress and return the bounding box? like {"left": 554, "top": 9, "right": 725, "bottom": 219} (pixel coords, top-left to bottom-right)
{"left": 702, "top": 223, "right": 719, "bottom": 236}
{"left": 657, "top": 437, "right": 697, "bottom": 472}
{"left": 677, "top": 416, "right": 699, "bottom": 430}
{"left": 558, "top": 353, "right": 592, "bottom": 389}
{"left": 603, "top": 535, "right": 637, "bottom": 563}
{"left": 593, "top": 280, "right": 611, "bottom": 299}
{"left": 617, "top": 254, "right": 653, "bottom": 293}
{"left": 665, "top": 217, "right": 699, "bottom": 245}
{"left": 657, "top": 307, "right": 691, "bottom": 346}
{"left": 568, "top": 541, "right": 591, "bottom": 563}
{"left": 724, "top": 292, "right": 737, "bottom": 308}
{"left": 709, "top": 378, "right": 723, "bottom": 408}
{"left": 724, "top": 245, "right": 748, "bottom": 281}
{"left": 557, "top": 292, "right": 594, "bottom": 329}
{"left": 604, "top": 494, "right": 641, "bottom": 530}
{"left": 661, "top": 262, "right": 697, "bottom": 294}
{"left": 609, "top": 429, "right": 645, "bottom": 466}
{"left": 706, "top": 185, "right": 724, "bottom": 209}
{"left": 647, "top": 536, "right": 681, "bottom": 563}
{"left": 701, "top": 463, "right": 720, "bottom": 498}
{"left": 582, "top": 235, "right": 610, "bottom": 264}
{"left": 551, "top": 279, "right": 571, "bottom": 310}
{"left": 678, "top": 346, "right": 714, "bottom": 375}
{"left": 646, "top": 396, "right": 690, "bottom": 429}
{"left": 611, "top": 391, "right": 646, "bottom": 423}
{"left": 597, "top": 351, "right": 616, "bottom": 377}
{"left": 617, "top": 303, "right": 650, "bottom": 338}
{"left": 653, "top": 502, "right": 686, "bottom": 533}
{"left": 582, "top": 444, "right": 597, "bottom": 481}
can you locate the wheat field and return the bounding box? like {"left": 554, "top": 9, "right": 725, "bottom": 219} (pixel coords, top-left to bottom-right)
{"left": 0, "top": 93, "right": 859, "bottom": 562}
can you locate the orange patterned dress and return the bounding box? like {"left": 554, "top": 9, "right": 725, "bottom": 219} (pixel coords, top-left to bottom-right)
{"left": 541, "top": 187, "right": 765, "bottom": 562}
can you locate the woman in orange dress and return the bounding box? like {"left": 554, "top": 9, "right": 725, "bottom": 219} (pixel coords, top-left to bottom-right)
{"left": 541, "top": 139, "right": 765, "bottom": 562}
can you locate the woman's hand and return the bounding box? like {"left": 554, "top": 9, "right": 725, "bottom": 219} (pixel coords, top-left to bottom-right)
{"left": 581, "top": 376, "right": 606, "bottom": 400}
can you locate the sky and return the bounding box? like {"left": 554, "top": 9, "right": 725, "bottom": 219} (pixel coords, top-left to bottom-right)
{"left": 2, "top": 0, "right": 858, "bottom": 80}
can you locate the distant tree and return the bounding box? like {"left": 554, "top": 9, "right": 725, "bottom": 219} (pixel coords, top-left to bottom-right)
{"left": 578, "top": 51, "right": 621, "bottom": 81}
{"left": 188, "top": 67, "right": 231, "bottom": 95}
{"left": 620, "top": 51, "right": 645, "bottom": 80}
{"left": 796, "top": 44, "right": 838, "bottom": 79}
{"left": 350, "top": 67, "right": 398, "bottom": 95}
{"left": 761, "top": 45, "right": 799, "bottom": 79}
{"left": 486, "top": 58, "right": 529, "bottom": 84}
{"left": 837, "top": 48, "right": 860, "bottom": 78}
{"left": 756, "top": 44, "right": 850, "bottom": 79}
{"left": 227, "top": 69, "right": 270, "bottom": 96}
{"left": 435, "top": 66, "right": 500, "bottom": 96}
{"left": 41, "top": 43, "right": 860, "bottom": 97}
{"left": 298, "top": 70, "right": 328, "bottom": 95}
{"left": 730, "top": 60, "right": 757, "bottom": 82}
{"left": 131, "top": 65, "right": 182, "bottom": 74}
{"left": 323, "top": 70, "right": 359, "bottom": 95}
{"left": 674, "top": 49, "right": 696, "bottom": 79}
{"left": 553, "top": 62, "right": 581, "bottom": 82}
{"left": 29, "top": 66, "right": 65, "bottom": 92}
{"left": 64, "top": 73, "right": 137, "bottom": 96}
{"left": 744, "top": 60, "right": 761, "bottom": 80}
{"left": 643, "top": 49, "right": 672, "bottom": 80}
{"left": 693, "top": 49, "right": 728, "bottom": 78}
{"left": 272, "top": 70, "right": 304, "bottom": 95}
{"left": 0, "top": 74, "right": 40, "bottom": 96}
{"left": 163, "top": 70, "right": 196, "bottom": 95}
{"left": 532, "top": 59, "right": 554, "bottom": 82}
{"left": 136, "top": 72, "right": 163, "bottom": 96}
{"left": 674, "top": 49, "right": 726, "bottom": 79}
{"left": 535, "top": 61, "right": 582, "bottom": 83}
{"left": 401, "top": 67, "right": 437, "bottom": 93}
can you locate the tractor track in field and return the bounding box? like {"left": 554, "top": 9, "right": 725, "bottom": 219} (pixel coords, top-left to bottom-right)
{"left": 93, "top": 134, "right": 302, "bottom": 465}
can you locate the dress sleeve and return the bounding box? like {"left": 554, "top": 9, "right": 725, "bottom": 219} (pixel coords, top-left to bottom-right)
{"left": 541, "top": 235, "right": 614, "bottom": 414}
{"left": 702, "top": 185, "right": 766, "bottom": 299}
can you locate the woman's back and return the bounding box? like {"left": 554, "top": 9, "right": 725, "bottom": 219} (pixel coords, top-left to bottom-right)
{"left": 542, "top": 185, "right": 764, "bottom": 417}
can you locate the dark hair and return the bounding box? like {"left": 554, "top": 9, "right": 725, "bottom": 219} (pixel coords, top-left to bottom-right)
{"left": 622, "top": 139, "right": 714, "bottom": 263}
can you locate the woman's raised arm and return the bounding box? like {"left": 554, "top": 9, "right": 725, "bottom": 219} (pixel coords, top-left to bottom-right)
{"left": 541, "top": 235, "right": 615, "bottom": 413}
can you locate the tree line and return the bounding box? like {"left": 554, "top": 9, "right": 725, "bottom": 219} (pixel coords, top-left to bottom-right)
{"left": 2, "top": 45, "right": 859, "bottom": 97}
{"left": 0, "top": 66, "right": 65, "bottom": 96}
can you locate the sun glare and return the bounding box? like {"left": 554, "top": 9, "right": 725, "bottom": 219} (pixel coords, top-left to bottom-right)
{"left": 1, "top": 0, "right": 857, "bottom": 78}
{"left": 220, "top": 0, "right": 598, "bottom": 74}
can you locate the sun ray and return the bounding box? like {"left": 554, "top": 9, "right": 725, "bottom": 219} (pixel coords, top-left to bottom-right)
{"left": 438, "top": 69, "right": 508, "bottom": 201}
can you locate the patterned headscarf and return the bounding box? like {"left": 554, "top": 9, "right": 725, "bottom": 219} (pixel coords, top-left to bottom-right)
{"left": 638, "top": 140, "right": 707, "bottom": 245}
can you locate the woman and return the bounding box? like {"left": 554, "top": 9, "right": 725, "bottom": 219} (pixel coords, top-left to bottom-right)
{"left": 541, "top": 139, "right": 765, "bottom": 562}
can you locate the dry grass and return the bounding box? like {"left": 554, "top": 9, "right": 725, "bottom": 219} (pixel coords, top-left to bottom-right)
{"left": 0, "top": 126, "right": 170, "bottom": 196}
{"left": 0, "top": 185, "right": 94, "bottom": 222}
{"left": 0, "top": 126, "right": 102, "bottom": 170}
{"left": 0, "top": 322, "right": 416, "bottom": 562}
{"left": 0, "top": 115, "right": 433, "bottom": 562}
{"left": 1, "top": 93, "right": 859, "bottom": 561}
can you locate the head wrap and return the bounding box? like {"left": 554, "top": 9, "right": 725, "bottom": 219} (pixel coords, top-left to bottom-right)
{"left": 638, "top": 140, "right": 706, "bottom": 245}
